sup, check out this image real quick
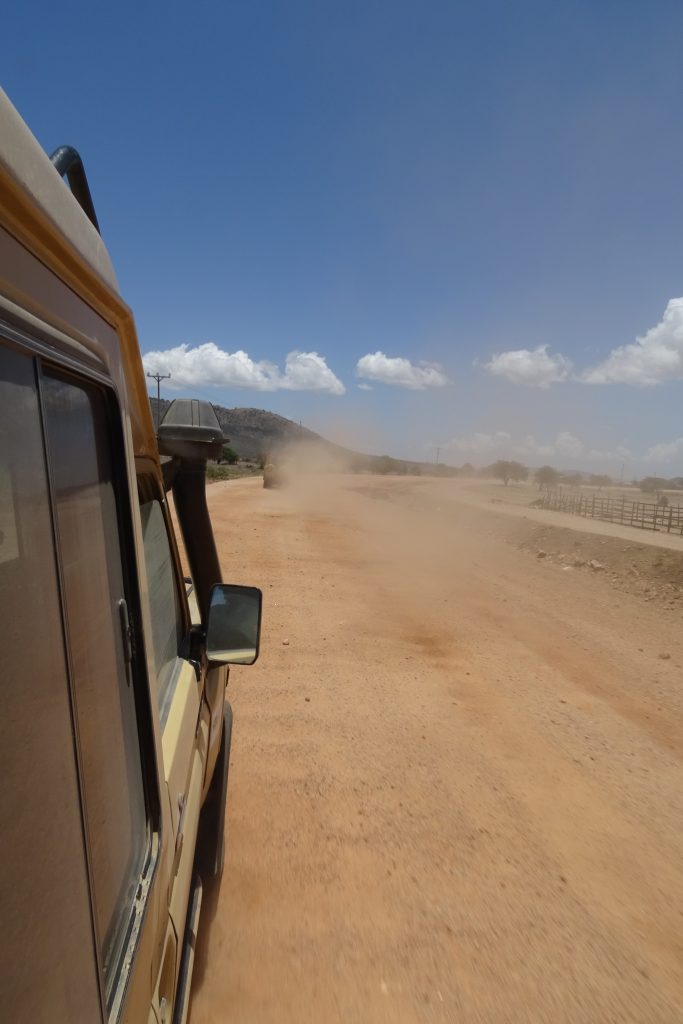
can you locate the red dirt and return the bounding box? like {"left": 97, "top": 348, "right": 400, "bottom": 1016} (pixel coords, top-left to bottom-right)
{"left": 190, "top": 475, "right": 683, "bottom": 1023}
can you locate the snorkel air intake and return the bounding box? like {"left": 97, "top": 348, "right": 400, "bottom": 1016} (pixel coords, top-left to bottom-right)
{"left": 157, "top": 399, "right": 224, "bottom": 623}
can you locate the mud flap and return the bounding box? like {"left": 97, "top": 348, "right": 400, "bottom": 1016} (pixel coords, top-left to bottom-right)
{"left": 171, "top": 874, "right": 202, "bottom": 1024}
{"left": 196, "top": 702, "right": 232, "bottom": 879}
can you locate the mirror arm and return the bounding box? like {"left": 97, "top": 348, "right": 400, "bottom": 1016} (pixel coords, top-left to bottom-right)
{"left": 188, "top": 624, "right": 206, "bottom": 682}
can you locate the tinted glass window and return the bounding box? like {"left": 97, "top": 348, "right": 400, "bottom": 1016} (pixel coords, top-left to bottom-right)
{"left": 140, "top": 499, "right": 184, "bottom": 718}
{"left": 42, "top": 372, "right": 148, "bottom": 1001}
{"left": 0, "top": 344, "right": 102, "bottom": 1021}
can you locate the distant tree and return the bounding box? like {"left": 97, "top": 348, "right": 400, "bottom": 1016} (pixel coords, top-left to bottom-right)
{"left": 640, "top": 476, "right": 669, "bottom": 495}
{"left": 589, "top": 473, "right": 612, "bottom": 488}
{"left": 510, "top": 461, "right": 529, "bottom": 483}
{"left": 535, "top": 465, "right": 559, "bottom": 491}
{"left": 559, "top": 472, "right": 582, "bottom": 488}
{"left": 221, "top": 445, "right": 239, "bottom": 465}
{"left": 460, "top": 462, "right": 475, "bottom": 477}
{"left": 491, "top": 459, "right": 529, "bottom": 485}
{"left": 375, "top": 455, "right": 395, "bottom": 475}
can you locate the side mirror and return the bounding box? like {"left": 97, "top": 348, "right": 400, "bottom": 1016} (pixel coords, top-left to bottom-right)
{"left": 205, "top": 584, "right": 263, "bottom": 665}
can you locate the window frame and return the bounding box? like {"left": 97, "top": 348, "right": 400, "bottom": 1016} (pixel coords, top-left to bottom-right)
{"left": 137, "top": 473, "right": 194, "bottom": 727}
{"left": 0, "top": 336, "right": 104, "bottom": 1021}
{"left": 0, "top": 317, "right": 161, "bottom": 1021}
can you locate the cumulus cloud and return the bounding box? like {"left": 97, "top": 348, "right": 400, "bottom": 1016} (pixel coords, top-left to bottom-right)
{"left": 483, "top": 345, "right": 571, "bottom": 387}
{"left": 356, "top": 351, "right": 449, "bottom": 389}
{"left": 447, "top": 431, "right": 513, "bottom": 454}
{"left": 646, "top": 438, "right": 683, "bottom": 463}
{"left": 583, "top": 297, "right": 683, "bottom": 385}
{"left": 516, "top": 432, "right": 583, "bottom": 459}
{"left": 440, "top": 425, "right": 683, "bottom": 470}
{"left": 142, "top": 343, "right": 345, "bottom": 395}
{"left": 553, "top": 431, "right": 584, "bottom": 459}
{"left": 445, "top": 430, "right": 587, "bottom": 462}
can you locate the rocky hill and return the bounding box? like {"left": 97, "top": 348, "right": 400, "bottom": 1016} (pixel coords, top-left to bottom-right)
{"left": 149, "top": 396, "right": 454, "bottom": 476}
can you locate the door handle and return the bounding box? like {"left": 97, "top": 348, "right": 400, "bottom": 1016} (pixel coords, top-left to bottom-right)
{"left": 172, "top": 793, "right": 186, "bottom": 877}
{"left": 117, "top": 598, "right": 133, "bottom": 684}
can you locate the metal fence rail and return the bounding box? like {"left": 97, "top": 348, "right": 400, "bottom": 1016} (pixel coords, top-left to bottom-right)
{"left": 538, "top": 491, "right": 683, "bottom": 534}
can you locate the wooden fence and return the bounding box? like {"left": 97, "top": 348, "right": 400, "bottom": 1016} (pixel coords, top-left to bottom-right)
{"left": 538, "top": 491, "right": 683, "bottom": 534}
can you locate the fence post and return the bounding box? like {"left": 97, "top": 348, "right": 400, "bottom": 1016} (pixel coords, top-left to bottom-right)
{"left": 668, "top": 507, "right": 673, "bottom": 533}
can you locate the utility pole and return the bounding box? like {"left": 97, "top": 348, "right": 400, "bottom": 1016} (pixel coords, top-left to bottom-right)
{"left": 147, "top": 371, "right": 171, "bottom": 430}
{"left": 435, "top": 446, "right": 441, "bottom": 465}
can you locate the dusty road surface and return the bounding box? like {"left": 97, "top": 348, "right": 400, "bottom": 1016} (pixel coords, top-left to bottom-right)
{"left": 190, "top": 475, "right": 683, "bottom": 1024}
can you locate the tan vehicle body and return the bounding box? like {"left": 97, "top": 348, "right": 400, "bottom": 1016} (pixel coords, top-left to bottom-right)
{"left": 0, "top": 91, "right": 245, "bottom": 1023}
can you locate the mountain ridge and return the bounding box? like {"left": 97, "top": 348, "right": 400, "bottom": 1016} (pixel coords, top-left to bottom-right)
{"left": 149, "top": 396, "right": 451, "bottom": 475}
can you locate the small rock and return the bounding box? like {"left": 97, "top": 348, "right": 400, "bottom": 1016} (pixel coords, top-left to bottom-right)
{"left": 304, "top": 696, "right": 310, "bottom": 701}
{"left": 588, "top": 560, "right": 605, "bottom": 571}
{"left": 562, "top": 565, "right": 573, "bottom": 571}
{"left": 658, "top": 652, "right": 671, "bottom": 660}
{"left": 537, "top": 550, "right": 547, "bottom": 558}
{"left": 282, "top": 638, "right": 290, "bottom": 646}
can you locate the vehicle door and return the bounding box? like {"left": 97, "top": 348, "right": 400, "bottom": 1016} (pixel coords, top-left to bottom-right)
{"left": 136, "top": 475, "right": 208, "bottom": 969}
{"left": 0, "top": 334, "right": 161, "bottom": 1022}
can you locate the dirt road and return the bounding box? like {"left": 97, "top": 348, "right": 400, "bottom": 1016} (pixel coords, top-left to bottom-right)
{"left": 190, "top": 475, "right": 683, "bottom": 1023}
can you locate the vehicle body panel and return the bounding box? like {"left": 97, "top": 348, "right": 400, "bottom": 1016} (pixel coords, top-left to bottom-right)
{"left": 0, "top": 88, "right": 240, "bottom": 1023}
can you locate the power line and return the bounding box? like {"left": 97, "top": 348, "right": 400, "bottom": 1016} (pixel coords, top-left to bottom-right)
{"left": 147, "top": 372, "right": 171, "bottom": 430}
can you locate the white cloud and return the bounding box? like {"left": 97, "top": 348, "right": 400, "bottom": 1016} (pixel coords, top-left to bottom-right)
{"left": 446, "top": 431, "right": 512, "bottom": 454}
{"left": 446, "top": 431, "right": 586, "bottom": 462}
{"left": 438, "top": 426, "right": 683, "bottom": 471}
{"left": 515, "top": 432, "right": 584, "bottom": 460}
{"left": 483, "top": 344, "right": 571, "bottom": 387}
{"left": 583, "top": 297, "right": 683, "bottom": 385}
{"left": 357, "top": 383, "right": 373, "bottom": 391}
{"left": 142, "top": 343, "right": 345, "bottom": 395}
{"left": 280, "top": 351, "right": 346, "bottom": 394}
{"left": 356, "top": 351, "right": 449, "bottom": 389}
{"left": 646, "top": 438, "right": 683, "bottom": 463}
{"left": 553, "top": 431, "right": 584, "bottom": 459}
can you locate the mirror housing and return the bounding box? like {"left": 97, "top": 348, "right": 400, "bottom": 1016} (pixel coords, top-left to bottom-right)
{"left": 205, "top": 584, "right": 263, "bottom": 666}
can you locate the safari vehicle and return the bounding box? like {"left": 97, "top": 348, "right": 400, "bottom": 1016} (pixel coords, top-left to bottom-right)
{"left": 263, "top": 460, "right": 286, "bottom": 489}
{"left": 0, "top": 90, "right": 262, "bottom": 1023}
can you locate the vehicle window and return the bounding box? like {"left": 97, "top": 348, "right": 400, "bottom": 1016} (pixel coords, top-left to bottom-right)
{"left": 0, "top": 344, "right": 102, "bottom": 1021}
{"left": 42, "top": 371, "right": 149, "bottom": 1005}
{"left": 139, "top": 498, "right": 185, "bottom": 719}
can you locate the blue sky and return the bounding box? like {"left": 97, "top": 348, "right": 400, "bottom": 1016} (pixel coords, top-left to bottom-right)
{"left": 6, "top": 0, "right": 683, "bottom": 474}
